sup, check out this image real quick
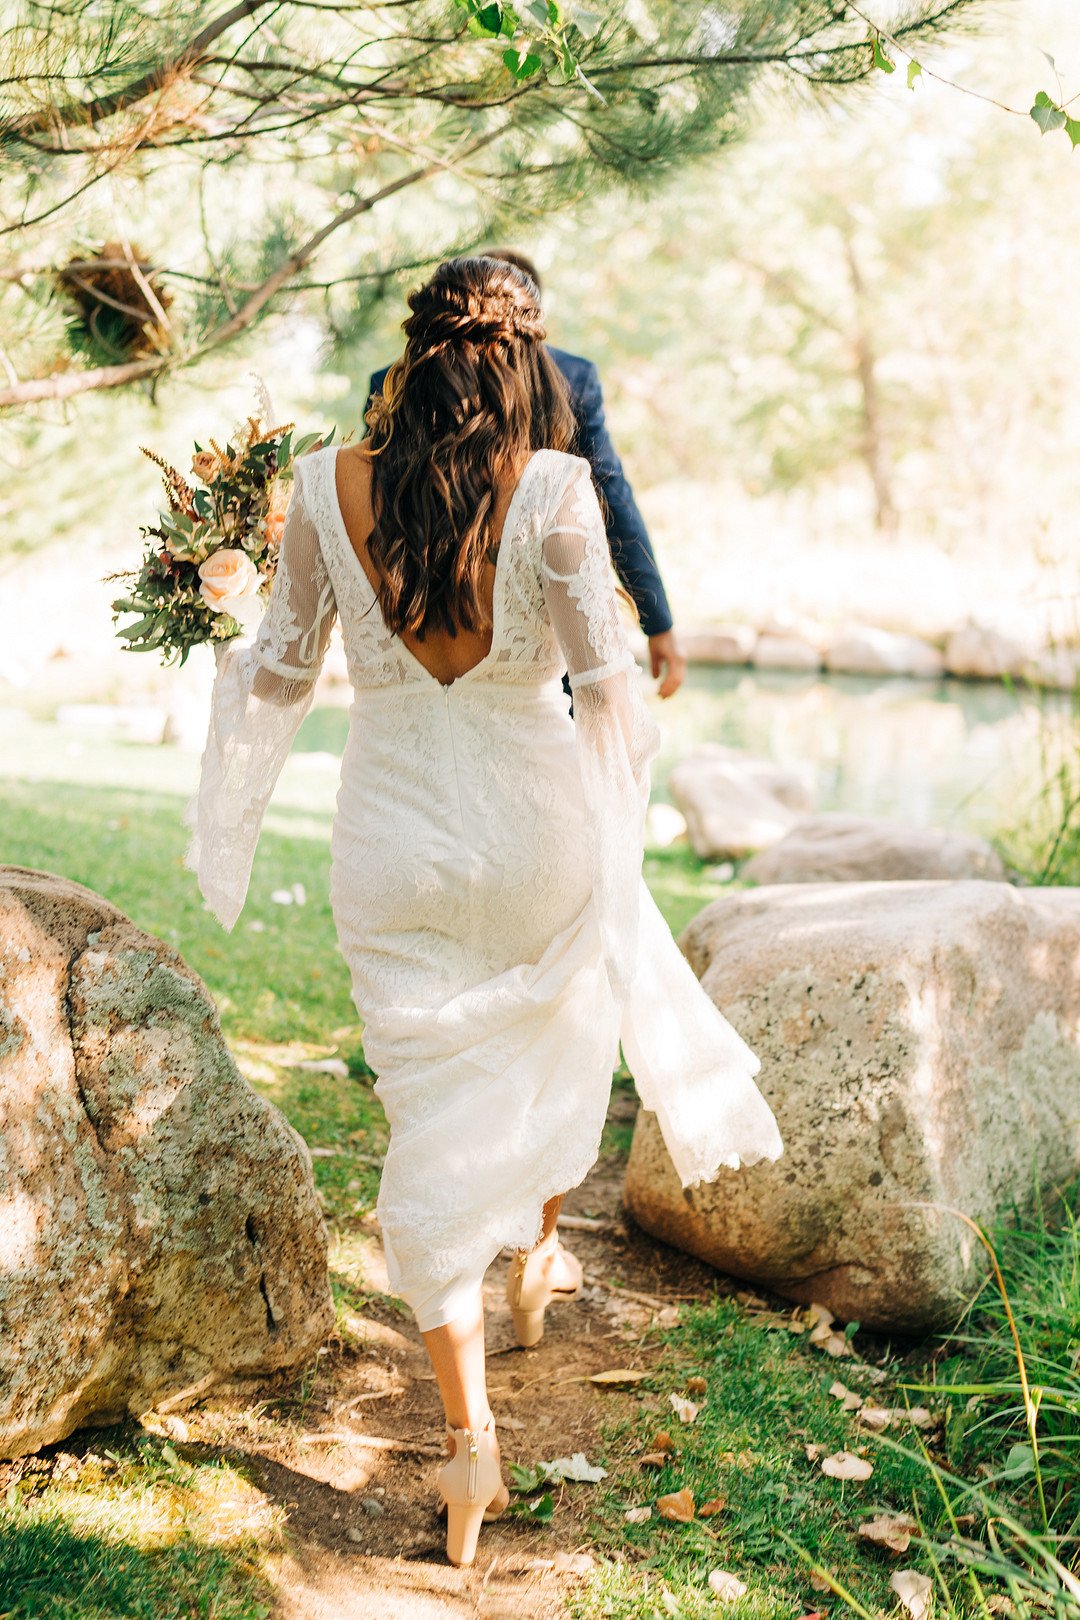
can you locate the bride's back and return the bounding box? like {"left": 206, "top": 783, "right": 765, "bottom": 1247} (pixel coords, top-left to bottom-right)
{"left": 334, "top": 444, "right": 527, "bottom": 688}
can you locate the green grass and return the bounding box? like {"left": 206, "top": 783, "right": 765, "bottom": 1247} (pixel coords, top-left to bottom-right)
{"left": 576, "top": 1191, "right": 1080, "bottom": 1620}
{"left": 4, "top": 731, "right": 1079, "bottom": 1619}
{"left": 0, "top": 1435, "right": 277, "bottom": 1619}
{"left": 998, "top": 682, "right": 1080, "bottom": 885}
{"left": 576, "top": 1298, "right": 925, "bottom": 1619}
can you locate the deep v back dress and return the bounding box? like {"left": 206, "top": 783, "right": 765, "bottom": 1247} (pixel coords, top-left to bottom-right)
{"left": 187, "top": 446, "right": 783, "bottom": 1328}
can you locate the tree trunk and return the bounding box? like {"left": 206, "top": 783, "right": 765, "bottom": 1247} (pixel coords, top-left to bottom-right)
{"left": 844, "top": 235, "right": 898, "bottom": 538}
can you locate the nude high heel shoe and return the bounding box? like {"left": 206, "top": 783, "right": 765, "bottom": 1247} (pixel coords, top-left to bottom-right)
{"left": 506, "top": 1227, "right": 584, "bottom": 1348}
{"left": 437, "top": 1414, "right": 509, "bottom": 1567}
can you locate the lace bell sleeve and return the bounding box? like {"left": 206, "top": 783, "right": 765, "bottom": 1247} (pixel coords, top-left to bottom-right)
{"left": 540, "top": 457, "right": 661, "bottom": 998}
{"left": 184, "top": 461, "right": 338, "bottom": 929}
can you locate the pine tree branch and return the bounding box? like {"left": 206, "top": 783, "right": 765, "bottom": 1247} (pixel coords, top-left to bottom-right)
{"left": 0, "top": 123, "right": 505, "bottom": 408}
{"left": 0, "top": 0, "right": 278, "bottom": 143}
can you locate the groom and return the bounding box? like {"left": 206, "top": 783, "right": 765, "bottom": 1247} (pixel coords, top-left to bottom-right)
{"left": 365, "top": 248, "right": 686, "bottom": 699}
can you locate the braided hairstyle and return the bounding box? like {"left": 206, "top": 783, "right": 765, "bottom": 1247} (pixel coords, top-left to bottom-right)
{"left": 363, "top": 255, "right": 576, "bottom": 639}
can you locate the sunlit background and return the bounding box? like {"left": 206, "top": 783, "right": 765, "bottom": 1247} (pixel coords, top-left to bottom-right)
{"left": 3, "top": 1, "right": 1078, "bottom": 878}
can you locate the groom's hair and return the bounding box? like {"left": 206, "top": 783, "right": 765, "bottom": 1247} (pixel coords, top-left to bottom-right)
{"left": 478, "top": 248, "right": 542, "bottom": 297}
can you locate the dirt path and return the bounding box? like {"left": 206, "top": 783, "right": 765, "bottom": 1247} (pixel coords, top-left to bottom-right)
{"left": 196, "top": 1128, "right": 723, "bottom": 1620}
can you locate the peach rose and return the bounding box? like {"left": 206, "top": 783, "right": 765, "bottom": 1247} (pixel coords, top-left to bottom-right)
{"left": 198, "top": 547, "right": 262, "bottom": 613}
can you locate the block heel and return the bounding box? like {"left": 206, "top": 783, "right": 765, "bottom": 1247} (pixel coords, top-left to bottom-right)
{"left": 506, "top": 1227, "right": 584, "bottom": 1348}
{"left": 436, "top": 1415, "right": 508, "bottom": 1568}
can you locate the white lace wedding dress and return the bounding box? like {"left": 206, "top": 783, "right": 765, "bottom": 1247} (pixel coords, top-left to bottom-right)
{"left": 187, "top": 446, "right": 783, "bottom": 1329}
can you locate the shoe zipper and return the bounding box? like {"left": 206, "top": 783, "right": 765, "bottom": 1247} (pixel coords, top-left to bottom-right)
{"left": 464, "top": 1429, "right": 479, "bottom": 1500}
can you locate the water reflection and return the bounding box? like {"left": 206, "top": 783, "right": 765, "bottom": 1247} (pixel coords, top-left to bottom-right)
{"left": 649, "top": 668, "right": 1070, "bottom": 836}
{"left": 286, "top": 666, "right": 1070, "bottom": 838}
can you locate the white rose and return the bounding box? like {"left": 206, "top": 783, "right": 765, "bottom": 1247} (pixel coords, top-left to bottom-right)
{"left": 198, "top": 548, "right": 262, "bottom": 613}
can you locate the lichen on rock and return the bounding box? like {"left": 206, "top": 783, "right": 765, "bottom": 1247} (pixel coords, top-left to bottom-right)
{"left": 0, "top": 865, "right": 334, "bottom": 1460}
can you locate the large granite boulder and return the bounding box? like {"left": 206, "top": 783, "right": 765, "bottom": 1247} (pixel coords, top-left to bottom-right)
{"left": 944, "top": 623, "right": 1030, "bottom": 681}
{"left": 669, "top": 745, "right": 815, "bottom": 860}
{"left": 825, "top": 627, "right": 944, "bottom": 680}
{"left": 680, "top": 624, "right": 757, "bottom": 666}
{"left": 741, "top": 814, "right": 1006, "bottom": 885}
{"left": 752, "top": 633, "right": 822, "bottom": 672}
{"left": 624, "top": 881, "right": 1080, "bottom": 1332}
{"left": 0, "top": 867, "right": 334, "bottom": 1459}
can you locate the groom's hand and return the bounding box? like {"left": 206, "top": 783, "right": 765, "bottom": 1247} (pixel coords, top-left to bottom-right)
{"left": 649, "top": 630, "right": 687, "bottom": 699}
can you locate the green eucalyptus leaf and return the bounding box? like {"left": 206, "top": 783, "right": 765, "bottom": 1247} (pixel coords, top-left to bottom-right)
{"left": 871, "top": 33, "right": 895, "bottom": 74}
{"left": 508, "top": 1461, "right": 545, "bottom": 1491}
{"left": 503, "top": 43, "right": 542, "bottom": 77}
{"left": 508, "top": 1491, "right": 555, "bottom": 1521}
{"left": 1066, "top": 116, "right": 1080, "bottom": 147}
{"left": 572, "top": 6, "right": 603, "bottom": 39}
{"left": 476, "top": 2, "right": 503, "bottom": 33}
{"left": 547, "top": 0, "right": 564, "bottom": 25}
{"left": 1031, "top": 90, "right": 1066, "bottom": 133}
{"left": 907, "top": 59, "right": 922, "bottom": 90}
{"left": 118, "top": 614, "right": 159, "bottom": 641}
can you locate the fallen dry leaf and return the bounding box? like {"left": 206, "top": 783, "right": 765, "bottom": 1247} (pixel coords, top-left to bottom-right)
{"left": 829, "top": 1380, "right": 864, "bottom": 1411}
{"left": 857, "top": 1512, "right": 919, "bottom": 1554}
{"left": 686, "top": 1376, "right": 708, "bottom": 1396}
{"left": 820, "top": 1450, "right": 874, "bottom": 1481}
{"left": 890, "top": 1569, "right": 932, "bottom": 1620}
{"left": 858, "top": 1404, "right": 892, "bottom": 1431}
{"left": 544, "top": 1452, "right": 606, "bottom": 1483}
{"left": 552, "top": 1550, "right": 595, "bottom": 1577}
{"left": 905, "top": 1406, "right": 935, "bottom": 1428}
{"left": 814, "top": 1329, "right": 854, "bottom": 1358}
{"left": 657, "top": 1488, "right": 695, "bottom": 1522}
{"left": 720, "top": 1449, "right": 756, "bottom": 1468}
{"left": 809, "top": 1572, "right": 832, "bottom": 1593}
{"left": 699, "top": 1495, "right": 727, "bottom": 1517}
{"left": 669, "top": 1393, "right": 701, "bottom": 1424}
{"left": 805, "top": 1442, "right": 827, "bottom": 1462}
{"left": 708, "top": 1570, "right": 747, "bottom": 1601}
{"left": 639, "top": 1452, "right": 671, "bottom": 1468}
{"left": 651, "top": 1430, "right": 676, "bottom": 1453}
{"left": 624, "top": 1505, "right": 652, "bottom": 1523}
{"left": 588, "top": 1368, "right": 648, "bottom": 1387}
{"left": 806, "top": 1304, "right": 854, "bottom": 1357}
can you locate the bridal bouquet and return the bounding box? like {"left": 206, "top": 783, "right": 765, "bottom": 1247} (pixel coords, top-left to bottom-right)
{"left": 111, "top": 398, "right": 332, "bottom": 665}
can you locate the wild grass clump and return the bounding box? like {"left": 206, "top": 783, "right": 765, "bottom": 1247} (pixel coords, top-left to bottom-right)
{"left": 580, "top": 1186, "right": 1080, "bottom": 1620}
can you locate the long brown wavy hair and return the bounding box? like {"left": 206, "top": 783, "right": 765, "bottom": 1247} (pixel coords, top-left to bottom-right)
{"left": 363, "top": 255, "right": 577, "bottom": 639}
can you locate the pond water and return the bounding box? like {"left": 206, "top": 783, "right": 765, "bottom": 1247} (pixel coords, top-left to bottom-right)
{"left": 293, "top": 666, "right": 1069, "bottom": 843}
{"left": 0, "top": 666, "right": 1069, "bottom": 848}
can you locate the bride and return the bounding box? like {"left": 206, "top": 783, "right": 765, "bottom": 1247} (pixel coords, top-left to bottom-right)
{"left": 187, "top": 254, "right": 783, "bottom": 1567}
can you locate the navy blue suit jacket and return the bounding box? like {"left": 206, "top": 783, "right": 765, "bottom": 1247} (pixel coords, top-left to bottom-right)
{"left": 365, "top": 345, "right": 673, "bottom": 638}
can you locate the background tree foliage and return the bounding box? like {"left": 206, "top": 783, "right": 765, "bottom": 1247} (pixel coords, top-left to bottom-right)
{"left": 0, "top": 0, "right": 982, "bottom": 409}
